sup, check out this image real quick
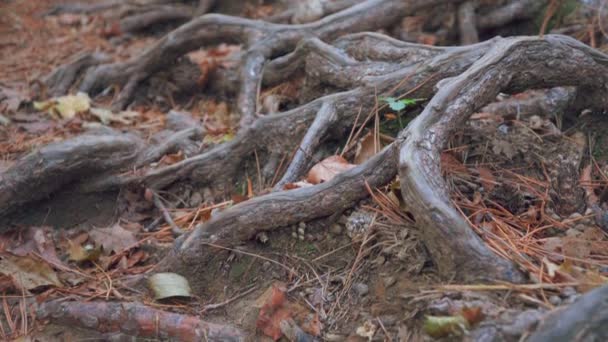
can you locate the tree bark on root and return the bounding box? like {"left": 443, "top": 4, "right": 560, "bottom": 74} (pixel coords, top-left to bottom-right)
{"left": 6, "top": 0, "right": 608, "bottom": 320}
{"left": 527, "top": 284, "right": 608, "bottom": 341}
{"left": 36, "top": 300, "right": 245, "bottom": 341}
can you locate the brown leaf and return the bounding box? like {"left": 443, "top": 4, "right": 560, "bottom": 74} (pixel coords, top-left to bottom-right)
{"left": 477, "top": 167, "right": 497, "bottom": 192}
{"left": 256, "top": 284, "right": 291, "bottom": 340}
{"left": 440, "top": 152, "right": 468, "bottom": 175}
{"left": 0, "top": 254, "right": 62, "bottom": 291}
{"left": 354, "top": 132, "right": 379, "bottom": 164}
{"left": 159, "top": 150, "right": 184, "bottom": 166}
{"left": 460, "top": 307, "right": 484, "bottom": 325}
{"left": 9, "top": 227, "right": 63, "bottom": 267}
{"left": 89, "top": 224, "right": 138, "bottom": 254}
{"left": 306, "top": 156, "right": 356, "bottom": 184}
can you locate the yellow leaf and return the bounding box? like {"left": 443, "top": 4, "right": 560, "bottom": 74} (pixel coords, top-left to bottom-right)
{"left": 35, "top": 92, "right": 90, "bottom": 119}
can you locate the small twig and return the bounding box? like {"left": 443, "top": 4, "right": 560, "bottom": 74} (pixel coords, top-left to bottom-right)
{"left": 200, "top": 242, "right": 297, "bottom": 276}
{"left": 376, "top": 317, "right": 392, "bottom": 341}
{"left": 202, "top": 285, "right": 257, "bottom": 313}
{"left": 153, "top": 193, "right": 183, "bottom": 236}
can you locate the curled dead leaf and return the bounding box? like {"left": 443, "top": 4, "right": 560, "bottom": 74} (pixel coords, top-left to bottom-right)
{"left": 306, "top": 156, "right": 355, "bottom": 184}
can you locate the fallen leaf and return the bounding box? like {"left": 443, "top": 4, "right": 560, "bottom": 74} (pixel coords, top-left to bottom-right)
{"left": 306, "top": 156, "right": 356, "bottom": 184}
{"left": 423, "top": 315, "right": 468, "bottom": 338}
{"left": 90, "top": 107, "right": 139, "bottom": 125}
{"left": 0, "top": 114, "right": 9, "bottom": 126}
{"left": 0, "top": 86, "right": 29, "bottom": 113}
{"left": 148, "top": 273, "right": 193, "bottom": 300}
{"left": 356, "top": 320, "right": 378, "bottom": 340}
{"left": 159, "top": 150, "right": 184, "bottom": 166}
{"left": 89, "top": 223, "right": 138, "bottom": 254}
{"left": 440, "top": 152, "right": 468, "bottom": 175}
{"left": 301, "top": 313, "right": 321, "bottom": 336}
{"left": 256, "top": 284, "right": 292, "bottom": 340}
{"left": 460, "top": 307, "right": 484, "bottom": 325}
{"left": 67, "top": 241, "right": 101, "bottom": 262}
{"left": 0, "top": 254, "right": 62, "bottom": 292}
{"left": 354, "top": 132, "right": 379, "bottom": 164}
{"left": 477, "top": 167, "right": 496, "bottom": 192}
{"left": 34, "top": 92, "right": 90, "bottom": 120}
{"left": 492, "top": 140, "right": 517, "bottom": 159}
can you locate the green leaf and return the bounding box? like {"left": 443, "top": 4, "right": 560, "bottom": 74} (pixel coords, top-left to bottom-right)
{"left": 388, "top": 100, "right": 406, "bottom": 111}
{"left": 423, "top": 315, "right": 469, "bottom": 338}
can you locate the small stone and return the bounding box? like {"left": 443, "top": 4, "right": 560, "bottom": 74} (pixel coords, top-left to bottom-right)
{"left": 329, "top": 224, "right": 342, "bottom": 235}
{"left": 324, "top": 333, "right": 347, "bottom": 341}
{"left": 298, "top": 235, "right": 305, "bottom": 241}
{"left": 256, "top": 232, "right": 269, "bottom": 244}
{"left": 561, "top": 286, "right": 577, "bottom": 298}
{"left": 564, "top": 294, "right": 580, "bottom": 304}
{"left": 353, "top": 283, "right": 369, "bottom": 297}
{"left": 338, "top": 215, "right": 348, "bottom": 225}
{"left": 373, "top": 255, "right": 386, "bottom": 266}
{"left": 574, "top": 224, "right": 587, "bottom": 231}
{"left": 292, "top": 232, "right": 299, "bottom": 239}
{"left": 379, "top": 315, "right": 398, "bottom": 326}
{"left": 549, "top": 295, "right": 561, "bottom": 306}
{"left": 297, "top": 226, "right": 306, "bottom": 235}
{"left": 189, "top": 192, "right": 203, "bottom": 207}
{"left": 202, "top": 187, "right": 213, "bottom": 200}
{"left": 299, "top": 222, "right": 307, "bottom": 229}
{"left": 565, "top": 228, "right": 581, "bottom": 237}
{"left": 383, "top": 276, "right": 397, "bottom": 288}
{"left": 567, "top": 213, "right": 583, "bottom": 225}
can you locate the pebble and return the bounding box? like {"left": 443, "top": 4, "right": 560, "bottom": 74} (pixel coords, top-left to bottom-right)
{"left": 565, "top": 228, "right": 581, "bottom": 237}
{"left": 549, "top": 295, "right": 561, "bottom": 306}
{"left": 329, "top": 223, "right": 342, "bottom": 235}
{"left": 383, "top": 276, "right": 397, "bottom": 288}
{"left": 564, "top": 294, "right": 581, "bottom": 304}
{"left": 352, "top": 283, "right": 369, "bottom": 297}
{"left": 256, "top": 232, "right": 269, "bottom": 244}
{"left": 561, "top": 286, "right": 577, "bottom": 298}
{"left": 338, "top": 215, "right": 349, "bottom": 225}
{"left": 189, "top": 192, "right": 203, "bottom": 207}
{"left": 324, "top": 333, "right": 347, "bottom": 341}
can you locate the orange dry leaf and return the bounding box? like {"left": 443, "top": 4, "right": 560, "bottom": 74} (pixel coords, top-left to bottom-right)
{"left": 440, "top": 152, "right": 468, "bottom": 175}
{"left": 306, "top": 156, "right": 356, "bottom": 184}
{"left": 256, "top": 284, "right": 292, "bottom": 340}
{"left": 477, "top": 167, "right": 496, "bottom": 192}
{"left": 159, "top": 151, "right": 184, "bottom": 166}
{"left": 354, "top": 132, "right": 379, "bottom": 164}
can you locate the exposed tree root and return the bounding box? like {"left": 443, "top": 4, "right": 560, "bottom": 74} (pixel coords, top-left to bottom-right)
{"left": 36, "top": 300, "right": 245, "bottom": 341}
{"left": 44, "top": 0, "right": 444, "bottom": 113}
{"left": 6, "top": 0, "right": 608, "bottom": 338}
{"left": 527, "top": 284, "right": 608, "bottom": 341}
{"left": 398, "top": 35, "right": 608, "bottom": 282}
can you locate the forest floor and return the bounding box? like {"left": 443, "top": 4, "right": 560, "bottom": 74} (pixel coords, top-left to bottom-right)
{"left": 1, "top": 0, "right": 608, "bottom": 341}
